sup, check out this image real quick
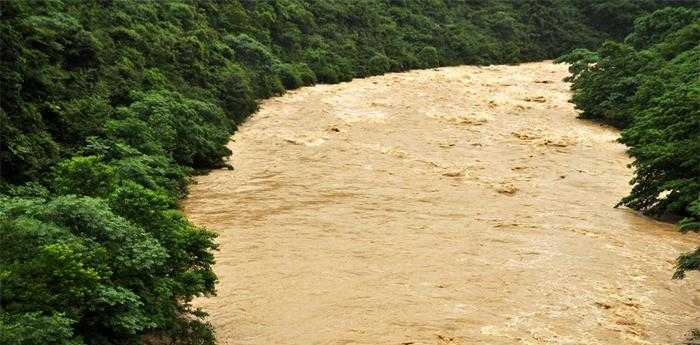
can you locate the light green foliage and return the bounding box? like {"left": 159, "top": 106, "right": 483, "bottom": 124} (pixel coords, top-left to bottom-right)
{"left": 52, "top": 156, "right": 115, "bottom": 197}
{"left": 0, "top": 312, "right": 80, "bottom": 345}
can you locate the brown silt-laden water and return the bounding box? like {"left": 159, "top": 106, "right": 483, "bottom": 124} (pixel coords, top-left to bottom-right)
{"left": 182, "top": 61, "right": 699, "bottom": 345}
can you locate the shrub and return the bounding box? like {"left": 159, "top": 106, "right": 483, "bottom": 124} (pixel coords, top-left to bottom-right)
{"left": 275, "top": 63, "right": 303, "bottom": 89}
{"left": 0, "top": 311, "right": 79, "bottom": 345}
{"left": 417, "top": 46, "right": 439, "bottom": 68}
{"left": 366, "top": 53, "right": 392, "bottom": 75}
{"left": 218, "top": 64, "right": 258, "bottom": 122}
{"left": 295, "top": 63, "right": 317, "bottom": 85}
{"left": 303, "top": 48, "right": 341, "bottom": 83}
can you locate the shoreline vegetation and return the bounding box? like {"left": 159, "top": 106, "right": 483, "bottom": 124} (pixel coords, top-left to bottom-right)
{"left": 556, "top": 6, "right": 700, "bottom": 279}
{"left": 1, "top": 1, "right": 698, "bottom": 344}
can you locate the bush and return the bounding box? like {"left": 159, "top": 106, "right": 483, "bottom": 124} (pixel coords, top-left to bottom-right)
{"left": 303, "top": 48, "right": 341, "bottom": 83}
{"left": 417, "top": 46, "right": 439, "bottom": 68}
{"left": 0, "top": 311, "right": 79, "bottom": 345}
{"left": 275, "top": 63, "right": 303, "bottom": 89}
{"left": 218, "top": 64, "right": 258, "bottom": 122}
{"left": 294, "top": 63, "right": 317, "bottom": 85}
{"left": 366, "top": 53, "right": 392, "bottom": 75}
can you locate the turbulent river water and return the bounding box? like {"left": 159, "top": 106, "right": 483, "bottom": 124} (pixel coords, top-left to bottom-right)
{"left": 182, "top": 61, "right": 699, "bottom": 345}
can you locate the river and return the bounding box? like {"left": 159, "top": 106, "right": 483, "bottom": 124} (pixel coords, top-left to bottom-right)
{"left": 183, "top": 61, "right": 699, "bottom": 345}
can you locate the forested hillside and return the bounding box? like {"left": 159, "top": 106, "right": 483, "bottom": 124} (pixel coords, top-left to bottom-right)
{"left": 557, "top": 6, "right": 700, "bottom": 280}
{"left": 1, "top": 1, "right": 697, "bottom": 344}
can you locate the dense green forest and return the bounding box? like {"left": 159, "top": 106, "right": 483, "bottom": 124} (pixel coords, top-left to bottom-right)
{"left": 557, "top": 6, "right": 700, "bottom": 280}
{"left": 1, "top": 0, "right": 697, "bottom": 344}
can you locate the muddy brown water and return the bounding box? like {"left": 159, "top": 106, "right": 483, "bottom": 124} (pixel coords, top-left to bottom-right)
{"left": 182, "top": 61, "right": 699, "bottom": 345}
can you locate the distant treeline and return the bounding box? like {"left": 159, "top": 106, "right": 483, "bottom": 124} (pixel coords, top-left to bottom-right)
{"left": 558, "top": 6, "right": 699, "bottom": 286}
{"left": 0, "top": 1, "right": 696, "bottom": 344}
